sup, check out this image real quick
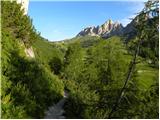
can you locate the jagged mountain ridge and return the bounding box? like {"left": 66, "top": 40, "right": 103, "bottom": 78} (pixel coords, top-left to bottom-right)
{"left": 76, "top": 19, "right": 137, "bottom": 39}
{"left": 77, "top": 19, "right": 124, "bottom": 38}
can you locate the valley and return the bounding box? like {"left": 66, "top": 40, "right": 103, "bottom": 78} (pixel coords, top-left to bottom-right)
{"left": 1, "top": 0, "right": 159, "bottom": 119}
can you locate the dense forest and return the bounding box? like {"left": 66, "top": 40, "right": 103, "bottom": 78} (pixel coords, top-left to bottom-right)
{"left": 1, "top": 0, "right": 159, "bottom": 119}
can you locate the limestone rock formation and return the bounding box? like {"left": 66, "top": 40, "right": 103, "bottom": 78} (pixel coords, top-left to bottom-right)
{"left": 25, "top": 47, "right": 35, "bottom": 58}
{"left": 10, "top": 0, "right": 29, "bottom": 14}
{"left": 77, "top": 19, "right": 124, "bottom": 38}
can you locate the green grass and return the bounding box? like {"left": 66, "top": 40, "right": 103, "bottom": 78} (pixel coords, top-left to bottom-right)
{"left": 121, "top": 52, "right": 158, "bottom": 90}
{"left": 136, "top": 62, "right": 158, "bottom": 90}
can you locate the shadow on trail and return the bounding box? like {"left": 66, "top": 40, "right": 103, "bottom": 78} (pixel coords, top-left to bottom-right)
{"left": 44, "top": 91, "right": 69, "bottom": 119}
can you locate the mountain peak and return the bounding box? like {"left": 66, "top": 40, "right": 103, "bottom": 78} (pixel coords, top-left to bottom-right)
{"left": 105, "top": 19, "right": 113, "bottom": 24}
{"left": 77, "top": 19, "right": 124, "bottom": 38}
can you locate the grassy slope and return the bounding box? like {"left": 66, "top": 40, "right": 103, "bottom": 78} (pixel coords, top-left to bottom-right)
{"left": 123, "top": 53, "right": 157, "bottom": 90}
{"left": 137, "top": 62, "right": 158, "bottom": 90}
{"left": 123, "top": 52, "right": 157, "bottom": 90}
{"left": 32, "top": 38, "right": 64, "bottom": 64}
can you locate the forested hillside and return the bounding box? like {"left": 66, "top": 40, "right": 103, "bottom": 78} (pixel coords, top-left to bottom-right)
{"left": 62, "top": 36, "right": 158, "bottom": 118}
{"left": 1, "top": 1, "right": 64, "bottom": 118}
{"left": 1, "top": 0, "right": 159, "bottom": 119}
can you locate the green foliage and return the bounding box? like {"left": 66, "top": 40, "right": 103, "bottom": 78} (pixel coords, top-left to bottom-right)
{"left": 1, "top": 1, "right": 64, "bottom": 119}
{"left": 113, "top": 1, "right": 159, "bottom": 118}
{"left": 49, "top": 57, "right": 62, "bottom": 75}
{"left": 128, "top": 0, "right": 159, "bottom": 67}
{"left": 1, "top": 1, "right": 37, "bottom": 47}
{"left": 32, "top": 37, "right": 64, "bottom": 65}
{"left": 63, "top": 37, "right": 129, "bottom": 118}
{"left": 1, "top": 0, "right": 158, "bottom": 119}
{"left": 62, "top": 36, "right": 158, "bottom": 119}
{"left": 1, "top": 30, "right": 64, "bottom": 118}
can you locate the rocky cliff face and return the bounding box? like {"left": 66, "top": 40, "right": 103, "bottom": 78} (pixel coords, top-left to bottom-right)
{"left": 77, "top": 19, "right": 124, "bottom": 38}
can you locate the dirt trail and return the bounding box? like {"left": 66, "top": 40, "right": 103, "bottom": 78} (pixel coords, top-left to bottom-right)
{"left": 44, "top": 91, "right": 68, "bottom": 119}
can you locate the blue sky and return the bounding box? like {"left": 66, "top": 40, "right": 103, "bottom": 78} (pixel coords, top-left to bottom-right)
{"left": 28, "top": 1, "right": 146, "bottom": 41}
